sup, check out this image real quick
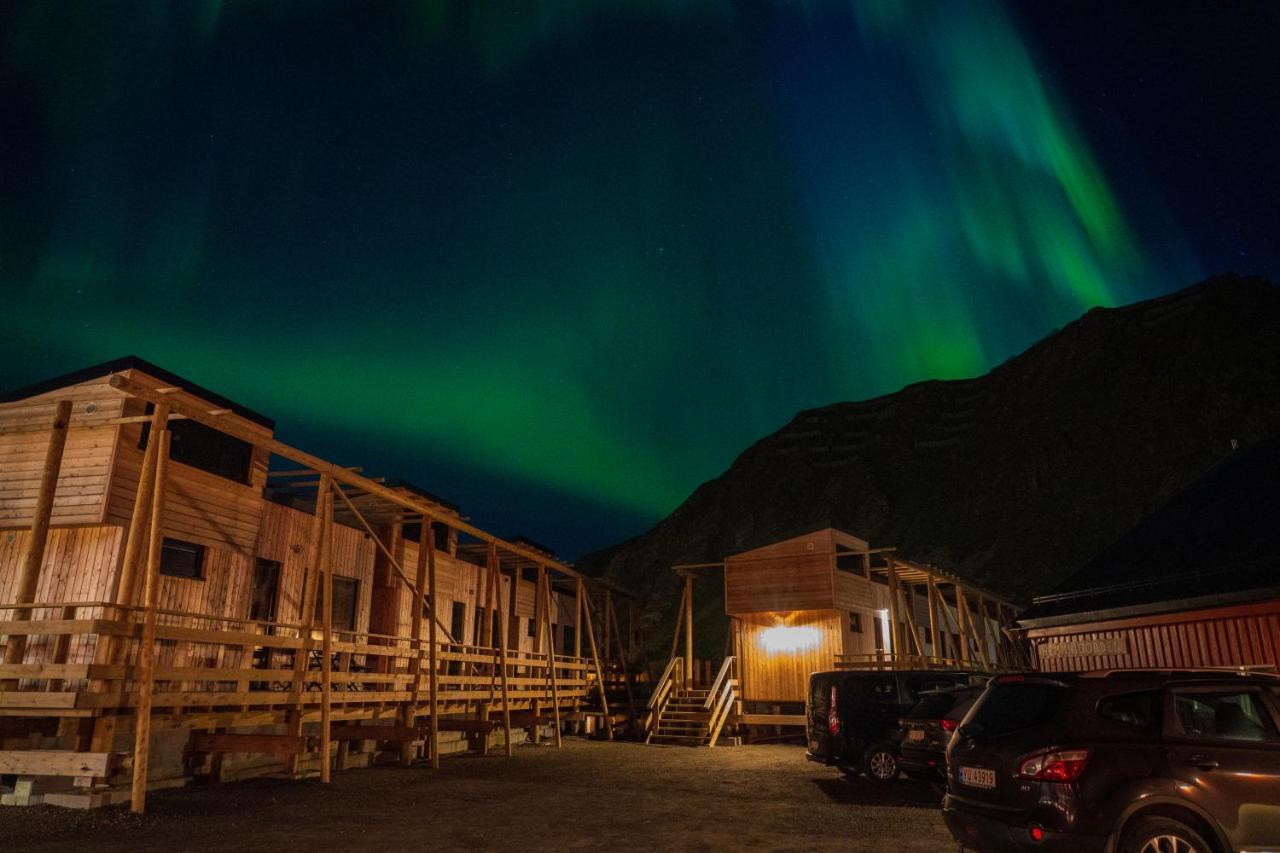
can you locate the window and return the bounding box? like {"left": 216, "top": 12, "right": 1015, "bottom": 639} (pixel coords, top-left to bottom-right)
{"left": 848, "top": 612, "right": 863, "bottom": 634}
{"left": 968, "top": 682, "right": 1066, "bottom": 737}
{"left": 1099, "top": 691, "right": 1161, "bottom": 730}
{"left": 159, "top": 538, "right": 205, "bottom": 580}
{"left": 449, "top": 601, "right": 466, "bottom": 642}
{"left": 492, "top": 617, "right": 502, "bottom": 648}
{"left": 527, "top": 617, "right": 537, "bottom": 638}
{"left": 852, "top": 675, "right": 898, "bottom": 705}
{"left": 313, "top": 576, "right": 359, "bottom": 631}
{"left": 473, "top": 608, "right": 487, "bottom": 646}
{"left": 562, "top": 625, "right": 576, "bottom": 657}
{"left": 902, "top": 674, "right": 968, "bottom": 704}
{"left": 140, "top": 406, "right": 253, "bottom": 484}
{"left": 835, "top": 552, "right": 867, "bottom": 577}
{"left": 249, "top": 559, "right": 281, "bottom": 622}
{"left": 1172, "top": 690, "right": 1277, "bottom": 742}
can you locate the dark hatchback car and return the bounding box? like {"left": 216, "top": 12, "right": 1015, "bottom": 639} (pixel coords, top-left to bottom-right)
{"left": 943, "top": 671, "right": 1280, "bottom": 853}
{"left": 899, "top": 685, "right": 983, "bottom": 784}
{"left": 807, "top": 669, "right": 981, "bottom": 781}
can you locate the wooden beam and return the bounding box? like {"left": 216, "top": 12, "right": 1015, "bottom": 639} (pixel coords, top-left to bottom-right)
{"left": 580, "top": 578, "right": 613, "bottom": 739}
{"left": 285, "top": 474, "right": 331, "bottom": 775}
{"left": 0, "top": 750, "right": 113, "bottom": 777}
{"left": 107, "top": 373, "right": 584, "bottom": 581}
{"left": 319, "top": 486, "right": 335, "bottom": 783}
{"left": 926, "top": 573, "right": 940, "bottom": 660}
{"left": 885, "top": 555, "right": 902, "bottom": 661}
{"left": 1, "top": 400, "right": 72, "bottom": 684}
{"left": 683, "top": 573, "right": 694, "bottom": 687}
{"left": 190, "top": 733, "right": 318, "bottom": 755}
{"left": 130, "top": 427, "right": 171, "bottom": 814}
{"left": 401, "top": 517, "right": 431, "bottom": 767}
{"left": 540, "top": 566, "right": 562, "bottom": 748}
{"left": 494, "top": 544, "right": 513, "bottom": 757}
{"left": 427, "top": 524, "right": 440, "bottom": 770}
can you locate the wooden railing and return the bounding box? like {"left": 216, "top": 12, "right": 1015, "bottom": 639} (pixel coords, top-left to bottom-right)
{"left": 834, "top": 652, "right": 992, "bottom": 672}
{"left": 0, "top": 601, "right": 592, "bottom": 715}
{"left": 704, "top": 656, "right": 736, "bottom": 748}
{"left": 642, "top": 656, "right": 683, "bottom": 742}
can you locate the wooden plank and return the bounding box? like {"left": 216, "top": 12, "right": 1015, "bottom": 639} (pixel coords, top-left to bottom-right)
{"left": 427, "top": 523, "right": 440, "bottom": 769}
{"left": 190, "top": 733, "right": 318, "bottom": 755}
{"left": 0, "top": 750, "right": 113, "bottom": 776}
{"left": 580, "top": 577, "right": 612, "bottom": 739}
{"left": 330, "top": 724, "right": 420, "bottom": 743}
{"left": 541, "top": 567, "right": 562, "bottom": 747}
{"left": 490, "top": 543, "right": 513, "bottom": 757}
{"left": 131, "top": 427, "right": 170, "bottom": 814}
{"left": 320, "top": 485, "right": 335, "bottom": 783}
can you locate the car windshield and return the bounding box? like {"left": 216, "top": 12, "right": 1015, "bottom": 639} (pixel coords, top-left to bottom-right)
{"left": 967, "top": 682, "right": 1065, "bottom": 737}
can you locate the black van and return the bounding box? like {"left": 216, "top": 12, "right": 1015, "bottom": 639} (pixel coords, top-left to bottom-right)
{"left": 807, "top": 669, "right": 982, "bottom": 781}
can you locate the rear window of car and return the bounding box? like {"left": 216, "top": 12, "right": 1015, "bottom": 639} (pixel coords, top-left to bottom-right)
{"left": 908, "top": 693, "right": 958, "bottom": 720}
{"left": 968, "top": 682, "right": 1066, "bottom": 737}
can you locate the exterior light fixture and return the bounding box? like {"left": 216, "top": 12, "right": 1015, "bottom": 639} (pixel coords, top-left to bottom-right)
{"left": 758, "top": 624, "right": 821, "bottom": 654}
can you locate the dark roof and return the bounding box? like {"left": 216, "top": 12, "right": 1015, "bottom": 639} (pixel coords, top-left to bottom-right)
{"left": 1019, "top": 436, "right": 1280, "bottom": 627}
{"left": 0, "top": 356, "right": 274, "bottom": 429}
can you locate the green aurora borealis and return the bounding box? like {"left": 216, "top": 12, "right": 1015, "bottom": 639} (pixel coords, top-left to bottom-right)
{"left": 1, "top": 2, "right": 1203, "bottom": 553}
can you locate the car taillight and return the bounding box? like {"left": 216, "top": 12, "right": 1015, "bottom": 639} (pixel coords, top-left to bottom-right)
{"left": 1017, "top": 748, "right": 1091, "bottom": 782}
{"left": 828, "top": 685, "right": 840, "bottom": 735}
{"left": 940, "top": 718, "right": 958, "bottom": 733}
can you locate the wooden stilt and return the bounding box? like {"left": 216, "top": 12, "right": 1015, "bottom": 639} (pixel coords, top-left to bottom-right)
{"left": 885, "top": 555, "right": 902, "bottom": 664}
{"left": 319, "top": 484, "right": 335, "bottom": 783}
{"left": 130, "top": 427, "right": 171, "bottom": 814}
{"left": 110, "top": 404, "right": 169, "bottom": 608}
{"left": 926, "top": 573, "right": 940, "bottom": 661}
{"left": 402, "top": 517, "right": 431, "bottom": 767}
{"left": 580, "top": 578, "right": 612, "bottom": 739}
{"left": 489, "top": 543, "right": 513, "bottom": 757}
{"left": 1, "top": 400, "right": 72, "bottom": 685}
{"left": 427, "top": 524, "right": 441, "bottom": 769}
{"left": 540, "top": 567, "right": 562, "bottom": 747}
{"left": 607, "top": 594, "right": 638, "bottom": 730}
{"left": 285, "top": 473, "right": 332, "bottom": 775}
{"left": 683, "top": 573, "right": 694, "bottom": 687}
{"left": 668, "top": 585, "right": 686, "bottom": 664}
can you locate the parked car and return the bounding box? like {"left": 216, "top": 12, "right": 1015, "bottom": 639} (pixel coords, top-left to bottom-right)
{"left": 807, "top": 669, "right": 982, "bottom": 781}
{"left": 898, "top": 685, "right": 984, "bottom": 784}
{"left": 943, "top": 670, "right": 1280, "bottom": 853}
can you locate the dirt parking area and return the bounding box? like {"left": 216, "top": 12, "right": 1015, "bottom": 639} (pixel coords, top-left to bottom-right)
{"left": 1, "top": 739, "right": 954, "bottom": 852}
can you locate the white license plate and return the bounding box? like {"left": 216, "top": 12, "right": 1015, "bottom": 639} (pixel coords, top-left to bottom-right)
{"left": 907, "top": 729, "right": 925, "bottom": 742}
{"left": 809, "top": 739, "right": 819, "bottom": 752}
{"left": 959, "top": 766, "right": 996, "bottom": 789}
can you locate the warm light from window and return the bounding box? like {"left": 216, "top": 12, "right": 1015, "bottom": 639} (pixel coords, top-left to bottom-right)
{"left": 759, "top": 624, "right": 821, "bottom": 654}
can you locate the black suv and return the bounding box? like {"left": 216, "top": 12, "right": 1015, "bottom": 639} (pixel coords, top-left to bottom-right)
{"left": 944, "top": 671, "right": 1280, "bottom": 853}
{"left": 899, "top": 685, "right": 984, "bottom": 784}
{"left": 807, "top": 669, "right": 980, "bottom": 781}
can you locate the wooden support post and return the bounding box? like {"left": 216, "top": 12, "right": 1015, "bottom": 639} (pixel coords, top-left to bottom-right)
{"left": 531, "top": 565, "right": 546, "bottom": 655}
{"left": 579, "top": 578, "right": 612, "bottom": 739}
{"left": 573, "top": 582, "right": 583, "bottom": 659}
{"left": 401, "top": 519, "right": 431, "bottom": 767}
{"left": 489, "top": 543, "right": 513, "bottom": 757}
{"left": 668, "top": 584, "right": 686, "bottom": 665}
{"left": 130, "top": 427, "right": 171, "bottom": 814}
{"left": 933, "top": 582, "right": 963, "bottom": 664}
{"left": 110, "top": 404, "right": 169, "bottom": 608}
{"left": 926, "top": 573, "right": 940, "bottom": 662}
{"left": 319, "top": 483, "right": 335, "bottom": 783}
{"left": 603, "top": 589, "right": 613, "bottom": 665}
{"left": 540, "top": 567, "right": 562, "bottom": 748}
{"left": 607, "top": 593, "right": 638, "bottom": 730}
{"left": 686, "top": 571, "right": 696, "bottom": 686}
{"left": 285, "top": 473, "right": 331, "bottom": 775}
{"left": 427, "top": 524, "right": 440, "bottom": 769}
{"left": 1, "top": 399, "right": 72, "bottom": 684}
{"left": 885, "top": 555, "right": 902, "bottom": 665}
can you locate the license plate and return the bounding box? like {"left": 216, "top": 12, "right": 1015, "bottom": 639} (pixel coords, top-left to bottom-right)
{"left": 907, "top": 729, "right": 925, "bottom": 742}
{"left": 959, "top": 766, "right": 996, "bottom": 789}
{"left": 809, "top": 739, "right": 819, "bottom": 752}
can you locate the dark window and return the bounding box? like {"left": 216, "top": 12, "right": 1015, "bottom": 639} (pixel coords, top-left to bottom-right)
{"left": 449, "top": 601, "right": 466, "bottom": 642}
{"left": 140, "top": 406, "right": 253, "bottom": 484}
{"left": 159, "top": 538, "right": 205, "bottom": 580}
{"left": 1172, "top": 690, "right": 1277, "bottom": 743}
{"left": 848, "top": 612, "right": 863, "bottom": 634}
{"left": 835, "top": 553, "right": 866, "bottom": 576}
{"left": 431, "top": 522, "right": 451, "bottom": 553}
{"left": 313, "top": 576, "right": 359, "bottom": 631}
{"left": 527, "top": 617, "right": 537, "bottom": 638}
{"left": 562, "top": 625, "right": 576, "bottom": 657}
{"left": 473, "top": 608, "right": 487, "bottom": 646}
{"left": 902, "top": 674, "right": 968, "bottom": 704}
{"left": 1099, "top": 691, "right": 1161, "bottom": 730}
{"left": 968, "top": 682, "right": 1065, "bottom": 737}
{"left": 861, "top": 675, "right": 900, "bottom": 705}
{"left": 492, "top": 617, "right": 502, "bottom": 648}
{"left": 249, "top": 559, "right": 281, "bottom": 622}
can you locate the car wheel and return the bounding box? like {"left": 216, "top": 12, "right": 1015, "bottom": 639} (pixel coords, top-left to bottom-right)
{"left": 864, "top": 743, "right": 899, "bottom": 782}
{"left": 1120, "top": 816, "right": 1213, "bottom": 853}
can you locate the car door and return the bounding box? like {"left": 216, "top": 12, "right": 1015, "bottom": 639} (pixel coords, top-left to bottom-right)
{"left": 1163, "top": 683, "right": 1280, "bottom": 851}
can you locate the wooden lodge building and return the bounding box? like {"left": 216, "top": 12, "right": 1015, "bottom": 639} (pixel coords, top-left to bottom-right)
{"left": 0, "top": 358, "right": 632, "bottom": 810}
{"left": 1018, "top": 437, "right": 1280, "bottom": 673}
{"left": 645, "top": 527, "right": 1025, "bottom": 743}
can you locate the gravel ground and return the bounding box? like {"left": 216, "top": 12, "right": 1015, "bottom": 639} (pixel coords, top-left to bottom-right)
{"left": 0, "top": 739, "right": 954, "bottom": 852}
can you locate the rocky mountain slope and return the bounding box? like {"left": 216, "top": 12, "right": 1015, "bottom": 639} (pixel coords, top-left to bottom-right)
{"left": 584, "top": 275, "right": 1280, "bottom": 647}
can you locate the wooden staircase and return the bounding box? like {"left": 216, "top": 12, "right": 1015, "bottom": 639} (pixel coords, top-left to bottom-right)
{"left": 644, "top": 657, "right": 737, "bottom": 747}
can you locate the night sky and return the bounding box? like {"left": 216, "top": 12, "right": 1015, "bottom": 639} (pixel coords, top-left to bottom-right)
{"left": 3, "top": 2, "right": 1278, "bottom": 558}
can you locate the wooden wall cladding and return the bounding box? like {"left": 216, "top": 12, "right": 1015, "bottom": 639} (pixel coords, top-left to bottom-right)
{"left": 832, "top": 570, "right": 874, "bottom": 611}
{"left": 724, "top": 553, "right": 834, "bottom": 615}
{"left": 1029, "top": 599, "right": 1280, "bottom": 673}
{"left": 0, "top": 377, "right": 128, "bottom": 528}
{"left": 737, "top": 609, "right": 843, "bottom": 704}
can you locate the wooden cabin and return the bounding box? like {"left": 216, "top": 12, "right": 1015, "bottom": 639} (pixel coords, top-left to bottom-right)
{"left": 1018, "top": 437, "right": 1280, "bottom": 673}
{"left": 646, "top": 527, "right": 1024, "bottom": 741}
{"left": 0, "top": 358, "right": 625, "bottom": 810}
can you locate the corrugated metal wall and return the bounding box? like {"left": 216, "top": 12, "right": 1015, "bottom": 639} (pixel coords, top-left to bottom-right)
{"left": 1028, "top": 599, "right": 1280, "bottom": 673}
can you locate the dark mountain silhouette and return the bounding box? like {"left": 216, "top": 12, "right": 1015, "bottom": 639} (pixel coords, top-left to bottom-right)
{"left": 583, "top": 275, "right": 1280, "bottom": 651}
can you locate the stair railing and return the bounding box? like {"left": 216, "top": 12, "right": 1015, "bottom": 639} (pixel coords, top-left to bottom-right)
{"left": 643, "top": 656, "right": 683, "bottom": 743}
{"left": 703, "top": 656, "right": 737, "bottom": 748}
